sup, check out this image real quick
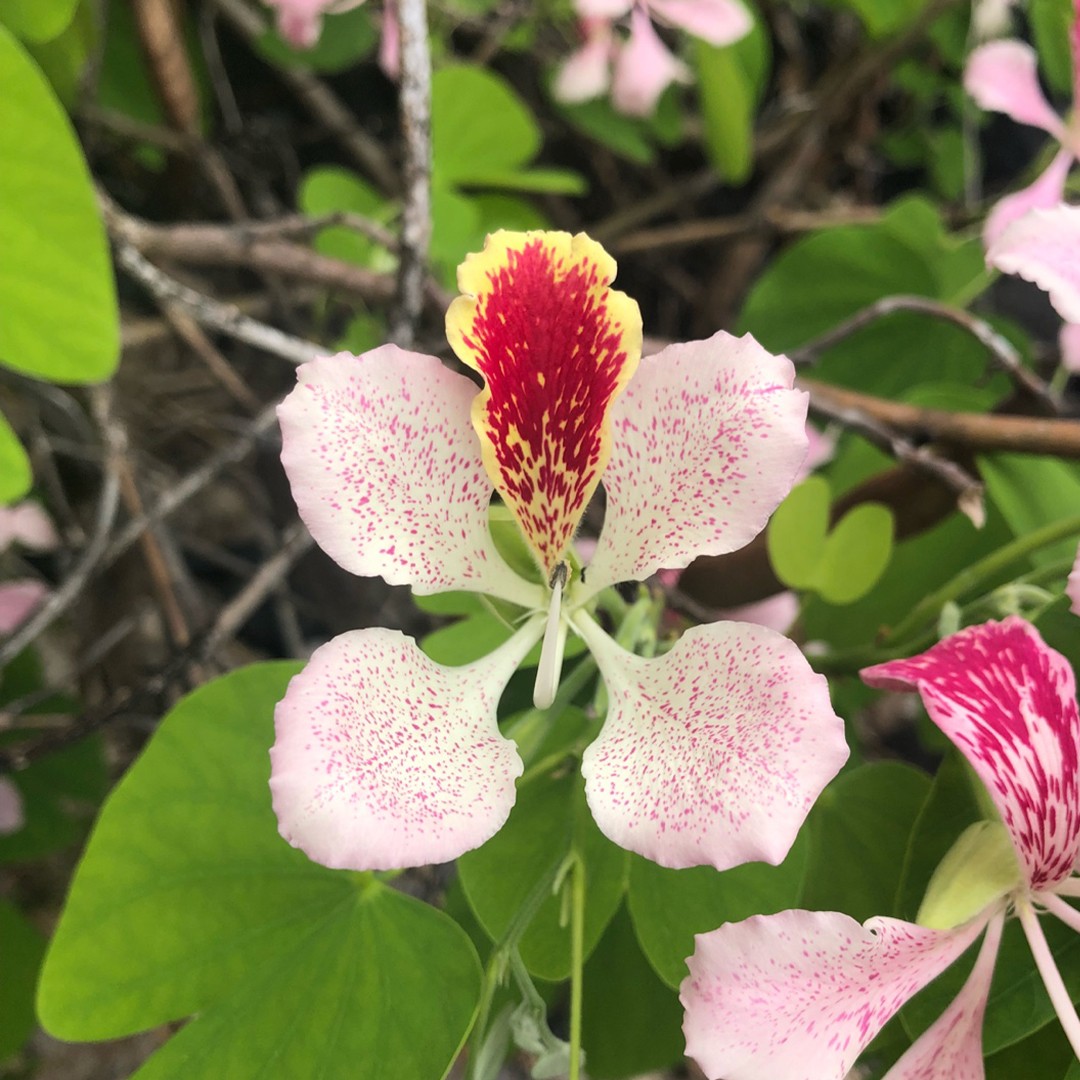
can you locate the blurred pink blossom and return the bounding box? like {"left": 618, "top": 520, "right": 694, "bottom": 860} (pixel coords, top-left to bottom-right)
{"left": 0, "top": 501, "right": 58, "bottom": 554}
{"left": 1069, "top": 542, "right": 1080, "bottom": 616}
{"left": 0, "top": 778, "right": 23, "bottom": 837}
{"left": 0, "top": 580, "right": 47, "bottom": 636}
{"left": 263, "top": 0, "right": 369, "bottom": 51}
{"left": 555, "top": 0, "right": 751, "bottom": 116}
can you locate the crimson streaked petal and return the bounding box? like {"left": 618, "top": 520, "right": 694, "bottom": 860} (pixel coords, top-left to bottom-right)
{"left": 863, "top": 618, "right": 1080, "bottom": 890}
{"left": 446, "top": 231, "right": 642, "bottom": 578}
{"left": 881, "top": 909, "right": 1004, "bottom": 1080}
{"left": 582, "top": 333, "right": 808, "bottom": 599}
{"left": 577, "top": 617, "right": 847, "bottom": 869}
{"left": 271, "top": 620, "right": 543, "bottom": 871}
{"left": 278, "top": 346, "right": 539, "bottom": 607}
{"left": 681, "top": 909, "right": 988, "bottom": 1080}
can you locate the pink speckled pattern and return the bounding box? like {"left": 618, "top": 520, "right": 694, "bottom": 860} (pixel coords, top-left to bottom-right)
{"left": 577, "top": 618, "right": 847, "bottom": 870}
{"left": 681, "top": 909, "right": 988, "bottom": 1080}
{"left": 863, "top": 618, "right": 1080, "bottom": 891}
{"left": 271, "top": 620, "right": 543, "bottom": 870}
{"left": 582, "top": 333, "right": 808, "bottom": 599}
{"left": 964, "top": 41, "right": 1065, "bottom": 138}
{"left": 881, "top": 910, "right": 1005, "bottom": 1080}
{"left": 278, "top": 346, "right": 539, "bottom": 607}
{"left": 0, "top": 580, "right": 47, "bottom": 635}
{"left": 989, "top": 206, "right": 1080, "bottom": 325}
{"left": 983, "top": 149, "right": 1072, "bottom": 249}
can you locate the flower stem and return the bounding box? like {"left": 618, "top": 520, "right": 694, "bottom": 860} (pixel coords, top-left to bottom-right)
{"left": 569, "top": 853, "right": 586, "bottom": 1080}
{"left": 887, "top": 514, "right": 1080, "bottom": 645}
{"left": 1017, "top": 897, "right": 1080, "bottom": 1060}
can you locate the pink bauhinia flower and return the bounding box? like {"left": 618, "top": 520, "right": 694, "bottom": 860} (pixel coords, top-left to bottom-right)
{"left": 555, "top": 0, "right": 751, "bottom": 116}
{"left": 271, "top": 229, "right": 848, "bottom": 873}
{"left": 262, "top": 0, "right": 365, "bottom": 50}
{"left": 682, "top": 617, "right": 1080, "bottom": 1079}
{"left": 965, "top": 2, "right": 1080, "bottom": 246}
{"left": 0, "top": 501, "right": 58, "bottom": 553}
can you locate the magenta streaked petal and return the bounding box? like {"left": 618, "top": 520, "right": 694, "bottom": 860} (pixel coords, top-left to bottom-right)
{"left": 647, "top": 0, "right": 752, "bottom": 46}
{"left": 989, "top": 204, "right": 1080, "bottom": 324}
{"left": 964, "top": 40, "right": 1065, "bottom": 137}
{"left": 0, "top": 580, "right": 47, "bottom": 635}
{"left": 271, "top": 620, "right": 543, "bottom": 871}
{"left": 983, "top": 148, "right": 1073, "bottom": 248}
{"left": 863, "top": 618, "right": 1080, "bottom": 891}
{"left": 881, "top": 909, "right": 1004, "bottom": 1080}
{"left": 681, "top": 909, "right": 989, "bottom": 1080}
{"left": 582, "top": 333, "right": 808, "bottom": 599}
{"left": 577, "top": 617, "right": 847, "bottom": 869}
{"left": 278, "top": 346, "right": 540, "bottom": 607}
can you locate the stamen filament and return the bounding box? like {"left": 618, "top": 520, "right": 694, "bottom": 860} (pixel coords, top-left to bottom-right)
{"left": 1017, "top": 897, "right": 1080, "bottom": 1059}
{"left": 534, "top": 563, "right": 568, "bottom": 710}
{"left": 1041, "top": 891, "right": 1080, "bottom": 935}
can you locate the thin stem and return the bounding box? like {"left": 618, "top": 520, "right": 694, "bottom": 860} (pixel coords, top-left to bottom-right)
{"left": 568, "top": 854, "right": 586, "bottom": 1080}
{"left": 1017, "top": 898, "right": 1080, "bottom": 1060}
{"left": 887, "top": 514, "right": 1080, "bottom": 645}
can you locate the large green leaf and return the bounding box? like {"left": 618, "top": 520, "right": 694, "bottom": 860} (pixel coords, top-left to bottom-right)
{"left": 627, "top": 829, "right": 809, "bottom": 989}
{"left": 800, "top": 762, "right": 931, "bottom": 922}
{"left": 815, "top": 502, "right": 894, "bottom": 605}
{"left": 299, "top": 166, "right": 393, "bottom": 268}
{"left": 0, "top": 411, "right": 31, "bottom": 504}
{"left": 0, "top": 0, "right": 78, "bottom": 44}
{"left": 692, "top": 4, "right": 770, "bottom": 183}
{"left": 581, "top": 906, "right": 686, "bottom": 1079}
{"left": 458, "top": 769, "right": 628, "bottom": 981}
{"left": 767, "top": 476, "right": 830, "bottom": 590}
{"left": 0, "top": 26, "right": 118, "bottom": 382}
{"left": 38, "top": 664, "right": 481, "bottom": 1080}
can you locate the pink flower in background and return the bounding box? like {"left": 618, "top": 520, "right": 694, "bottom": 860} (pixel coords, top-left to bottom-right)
{"left": 0, "top": 501, "right": 58, "bottom": 553}
{"left": 0, "top": 778, "right": 24, "bottom": 837}
{"left": 682, "top": 618, "right": 1080, "bottom": 1079}
{"left": 1069, "top": 543, "right": 1080, "bottom": 616}
{"left": 555, "top": 0, "right": 751, "bottom": 116}
{"left": 263, "top": 0, "right": 365, "bottom": 50}
{"left": 0, "top": 581, "right": 48, "bottom": 636}
{"left": 271, "top": 230, "right": 847, "bottom": 873}
{"left": 964, "top": 5, "right": 1080, "bottom": 246}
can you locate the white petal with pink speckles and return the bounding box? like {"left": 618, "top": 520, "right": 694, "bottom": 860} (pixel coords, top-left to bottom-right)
{"left": 989, "top": 206, "right": 1080, "bottom": 324}
{"left": 680, "top": 909, "right": 988, "bottom": 1080}
{"left": 983, "top": 148, "right": 1073, "bottom": 248}
{"left": 576, "top": 618, "right": 847, "bottom": 870}
{"left": 863, "top": 618, "right": 1080, "bottom": 891}
{"left": 271, "top": 618, "right": 543, "bottom": 870}
{"left": 581, "top": 333, "right": 808, "bottom": 600}
{"left": 278, "top": 346, "right": 541, "bottom": 608}
{"left": 882, "top": 909, "right": 1005, "bottom": 1080}
{"left": 964, "top": 40, "right": 1065, "bottom": 137}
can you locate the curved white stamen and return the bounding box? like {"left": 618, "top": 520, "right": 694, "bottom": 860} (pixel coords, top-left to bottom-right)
{"left": 1017, "top": 896, "right": 1080, "bottom": 1059}
{"left": 534, "top": 565, "right": 568, "bottom": 710}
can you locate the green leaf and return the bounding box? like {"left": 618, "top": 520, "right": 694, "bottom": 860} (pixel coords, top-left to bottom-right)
{"left": 298, "top": 166, "right": 393, "bottom": 267}
{"left": 0, "top": 26, "right": 118, "bottom": 382}
{"left": 815, "top": 502, "right": 894, "bottom": 605}
{"left": 26, "top": 0, "right": 94, "bottom": 104}
{"left": 556, "top": 97, "right": 655, "bottom": 165}
{"left": 432, "top": 65, "right": 540, "bottom": 186}
{"left": 255, "top": 5, "right": 377, "bottom": 74}
{"left": 38, "top": 664, "right": 481, "bottom": 1080}
{"left": 1032, "top": 0, "right": 1074, "bottom": 94}
{"left": 627, "top": 829, "right": 809, "bottom": 989}
{"left": 454, "top": 167, "right": 587, "bottom": 195}
{"left": 987, "top": 1023, "right": 1073, "bottom": 1080}
{"left": 0, "top": 411, "right": 31, "bottom": 503}
{"left": 767, "top": 476, "right": 830, "bottom": 590}
{"left": 581, "top": 905, "right": 686, "bottom": 1079}
{"left": 692, "top": 7, "right": 769, "bottom": 183}
{"left": 800, "top": 762, "right": 931, "bottom": 922}
{"left": 978, "top": 453, "right": 1080, "bottom": 566}
{"left": 739, "top": 197, "right": 988, "bottom": 395}
{"left": 0, "top": 0, "right": 78, "bottom": 44}
{"left": 0, "top": 899, "right": 45, "bottom": 1059}
{"left": 458, "top": 770, "right": 628, "bottom": 981}
{"left": 823, "top": 0, "right": 929, "bottom": 37}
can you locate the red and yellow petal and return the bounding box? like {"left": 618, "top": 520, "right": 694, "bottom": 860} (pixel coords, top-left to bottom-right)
{"left": 446, "top": 231, "right": 642, "bottom": 580}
